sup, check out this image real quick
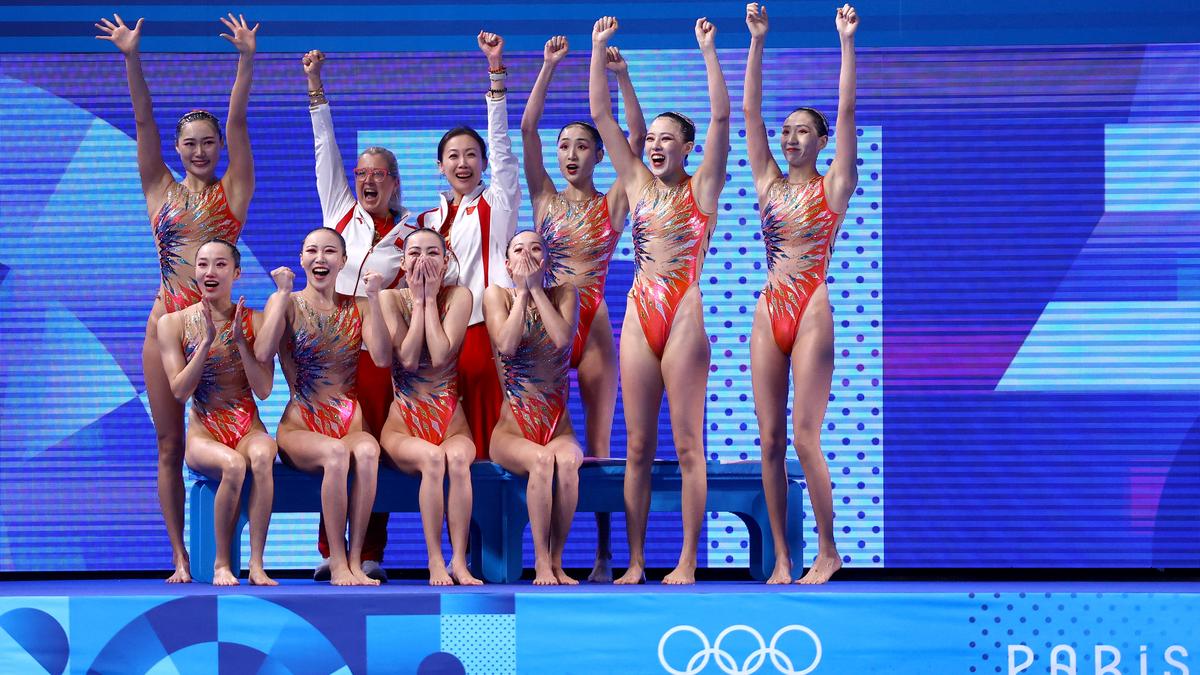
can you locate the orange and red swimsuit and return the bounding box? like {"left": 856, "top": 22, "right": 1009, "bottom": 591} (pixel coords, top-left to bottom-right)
{"left": 760, "top": 175, "right": 845, "bottom": 354}
{"left": 629, "top": 178, "right": 714, "bottom": 358}
{"left": 390, "top": 289, "right": 459, "bottom": 444}
{"left": 498, "top": 290, "right": 572, "bottom": 445}
{"left": 282, "top": 294, "right": 363, "bottom": 438}
{"left": 153, "top": 181, "right": 243, "bottom": 313}
{"left": 537, "top": 193, "right": 618, "bottom": 367}
{"left": 182, "top": 306, "right": 258, "bottom": 447}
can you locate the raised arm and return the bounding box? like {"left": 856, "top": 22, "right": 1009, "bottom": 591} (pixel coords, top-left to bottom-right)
{"left": 255, "top": 267, "right": 294, "bottom": 363}
{"left": 825, "top": 4, "right": 859, "bottom": 213}
{"left": 609, "top": 47, "right": 647, "bottom": 156}
{"left": 480, "top": 31, "right": 520, "bottom": 219}
{"left": 589, "top": 18, "right": 652, "bottom": 191}
{"left": 742, "top": 3, "right": 782, "bottom": 197}
{"left": 232, "top": 297, "right": 274, "bottom": 399}
{"left": 484, "top": 285, "right": 528, "bottom": 357}
{"left": 157, "top": 308, "right": 212, "bottom": 403}
{"left": 418, "top": 262, "right": 471, "bottom": 369}
{"left": 95, "top": 15, "right": 173, "bottom": 210}
{"left": 304, "top": 50, "right": 358, "bottom": 225}
{"left": 361, "top": 272, "right": 392, "bottom": 368}
{"left": 217, "top": 13, "right": 258, "bottom": 215}
{"left": 529, "top": 282, "right": 578, "bottom": 351}
{"left": 521, "top": 36, "right": 568, "bottom": 221}
{"left": 691, "top": 18, "right": 732, "bottom": 214}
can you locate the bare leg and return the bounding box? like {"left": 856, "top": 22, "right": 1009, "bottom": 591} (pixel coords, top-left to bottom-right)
{"left": 143, "top": 320, "right": 190, "bottom": 583}
{"left": 750, "top": 298, "right": 795, "bottom": 584}
{"left": 790, "top": 286, "right": 841, "bottom": 585}
{"left": 238, "top": 431, "right": 278, "bottom": 586}
{"left": 660, "top": 290, "right": 710, "bottom": 586}
{"left": 278, "top": 427, "right": 355, "bottom": 585}
{"left": 549, "top": 437, "right": 583, "bottom": 585}
{"left": 615, "top": 305, "right": 663, "bottom": 585}
{"left": 381, "top": 427, "right": 451, "bottom": 585}
{"left": 576, "top": 304, "right": 617, "bottom": 582}
{"left": 444, "top": 434, "right": 482, "bottom": 585}
{"left": 491, "top": 428, "right": 558, "bottom": 585}
{"left": 184, "top": 437, "right": 247, "bottom": 586}
{"left": 345, "top": 432, "right": 382, "bottom": 586}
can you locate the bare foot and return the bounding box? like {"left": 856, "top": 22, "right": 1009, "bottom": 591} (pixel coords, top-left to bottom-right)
{"left": 533, "top": 561, "right": 559, "bottom": 586}
{"left": 429, "top": 565, "right": 454, "bottom": 587}
{"left": 553, "top": 566, "right": 579, "bottom": 585}
{"left": 352, "top": 566, "right": 382, "bottom": 587}
{"left": 663, "top": 562, "right": 696, "bottom": 585}
{"left": 166, "top": 554, "right": 192, "bottom": 584}
{"left": 614, "top": 563, "right": 646, "bottom": 585}
{"left": 330, "top": 564, "right": 356, "bottom": 586}
{"left": 797, "top": 553, "right": 842, "bottom": 585}
{"left": 249, "top": 565, "right": 278, "bottom": 587}
{"left": 766, "top": 557, "right": 793, "bottom": 585}
{"left": 212, "top": 566, "right": 240, "bottom": 587}
{"left": 587, "top": 556, "right": 612, "bottom": 583}
{"left": 449, "top": 560, "right": 483, "bottom": 586}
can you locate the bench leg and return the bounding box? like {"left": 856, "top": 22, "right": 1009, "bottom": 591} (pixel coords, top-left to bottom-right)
{"left": 745, "top": 499, "right": 771, "bottom": 582}
{"left": 188, "top": 481, "right": 216, "bottom": 584}
{"left": 786, "top": 479, "right": 807, "bottom": 573}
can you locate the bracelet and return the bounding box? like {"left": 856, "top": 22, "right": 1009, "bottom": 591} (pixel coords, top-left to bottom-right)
{"left": 307, "top": 86, "right": 324, "bottom": 97}
{"left": 488, "top": 70, "right": 507, "bottom": 82}
{"left": 487, "top": 87, "right": 508, "bottom": 99}
{"left": 488, "top": 64, "right": 507, "bottom": 75}
{"left": 308, "top": 90, "right": 328, "bottom": 107}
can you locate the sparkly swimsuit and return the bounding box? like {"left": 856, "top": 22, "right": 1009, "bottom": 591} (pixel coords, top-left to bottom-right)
{"left": 537, "top": 193, "right": 618, "bottom": 367}
{"left": 629, "top": 178, "right": 714, "bottom": 358}
{"left": 182, "top": 306, "right": 257, "bottom": 446}
{"left": 282, "top": 294, "right": 362, "bottom": 438}
{"left": 498, "top": 290, "right": 572, "bottom": 445}
{"left": 153, "top": 182, "right": 243, "bottom": 313}
{"left": 760, "top": 176, "right": 844, "bottom": 354}
{"left": 390, "top": 289, "right": 459, "bottom": 444}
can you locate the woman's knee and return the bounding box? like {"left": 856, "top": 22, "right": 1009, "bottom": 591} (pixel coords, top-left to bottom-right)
{"left": 246, "top": 440, "right": 277, "bottom": 473}
{"left": 324, "top": 440, "right": 350, "bottom": 475}
{"left": 554, "top": 446, "right": 582, "bottom": 473}
{"left": 220, "top": 452, "right": 248, "bottom": 484}
{"left": 352, "top": 438, "right": 381, "bottom": 465}
{"left": 530, "top": 449, "right": 554, "bottom": 480}
{"left": 421, "top": 444, "right": 447, "bottom": 478}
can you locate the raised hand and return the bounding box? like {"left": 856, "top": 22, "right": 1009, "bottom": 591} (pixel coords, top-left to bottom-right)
{"left": 200, "top": 298, "right": 218, "bottom": 345}
{"left": 303, "top": 50, "right": 325, "bottom": 78}
{"left": 95, "top": 14, "right": 143, "bottom": 56}
{"left": 695, "top": 17, "right": 717, "bottom": 51}
{"left": 270, "top": 266, "right": 295, "bottom": 294}
{"left": 604, "top": 46, "right": 628, "bottom": 74}
{"left": 523, "top": 254, "right": 545, "bottom": 289}
{"left": 593, "top": 16, "right": 618, "bottom": 45}
{"left": 544, "top": 35, "right": 568, "bottom": 65}
{"left": 836, "top": 4, "right": 859, "bottom": 38}
{"left": 420, "top": 258, "right": 442, "bottom": 299}
{"left": 219, "top": 13, "right": 259, "bottom": 55}
{"left": 231, "top": 296, "right": 247, "bottom": 345}
{"left": 746, "top": 3, "right": 769, "bottom": 38}
{"left": 362, "top": 270, "right": 384, "bottom": 299}
{"left": 478, "top": 31, "right": 504, "bottom": 66}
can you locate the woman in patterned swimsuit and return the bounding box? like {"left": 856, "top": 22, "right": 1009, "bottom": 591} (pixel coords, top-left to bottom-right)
{"left": 256, "top": 228, "right": 392, "bottom": 586}
{"left": 96, "top": 12, "right": 258, "bottom": 583}
{"left": 744, "top": 3, "right": 860, "bottom": 584}
{"left": 157, "top": 240, "right": 276, "bottom": 587}
{"left": 484, "top": 231, "right": 581, "bottom": 586}
{"left": 590, "top": 16, "right": 730, "bottom": 585}
{"left": 520, "top": 34, "right": 646, "bottom": 583}
{"left": 378, "top": 229, "right": 479, "bottom": 586}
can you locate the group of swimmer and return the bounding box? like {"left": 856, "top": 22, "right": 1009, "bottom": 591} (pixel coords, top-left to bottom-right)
{"left": 95, "top": 2, "right": 860, "bottom": 587}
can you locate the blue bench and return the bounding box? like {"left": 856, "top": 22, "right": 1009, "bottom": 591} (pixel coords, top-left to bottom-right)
{"left": 485, "top": 458, "right": 807, "bottom": 583}
{"left": 187, "top": 461, "right": 513, "bottom": 584}
{"left": 188, "top": 459, "right": 806, "bottom": 584}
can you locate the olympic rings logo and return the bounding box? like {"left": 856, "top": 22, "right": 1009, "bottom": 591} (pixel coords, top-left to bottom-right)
{"left": 657, "top": 624, "right": 823, "bottom": 675}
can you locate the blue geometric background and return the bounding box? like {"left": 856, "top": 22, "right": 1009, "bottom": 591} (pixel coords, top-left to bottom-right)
{"left": 0, "top": 32, "right": 1197, "bottom": 570}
